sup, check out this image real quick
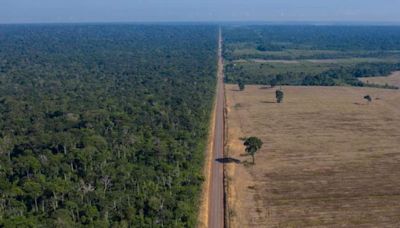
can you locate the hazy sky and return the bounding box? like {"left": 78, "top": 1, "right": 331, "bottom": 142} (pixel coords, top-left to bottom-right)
{"left": 2, "top": 0, "right": 400, "bottom": 24}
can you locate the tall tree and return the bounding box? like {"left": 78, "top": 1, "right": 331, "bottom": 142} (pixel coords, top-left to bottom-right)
{"left": 238, "top": 80, "right": 245, "bottom": 91}
{"left": 275, "top": 90, "right": 284, "bottom": 103}
{"left": 244, "top": 137, "right": 263, "bottom": 164}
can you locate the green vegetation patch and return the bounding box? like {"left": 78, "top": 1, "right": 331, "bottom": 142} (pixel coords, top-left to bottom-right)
{"left": 0, "top": 24, "right": 218, "bottom": 227}
{"left": 223, "top": 25, "right": 400, "bottom": 88}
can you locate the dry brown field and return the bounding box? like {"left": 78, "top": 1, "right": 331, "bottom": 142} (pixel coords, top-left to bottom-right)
{"left": 360, "top": 71, "right": 400, "bottom": 88}
{"left": 225, "top": 85, "right": 400, "bottom": 227}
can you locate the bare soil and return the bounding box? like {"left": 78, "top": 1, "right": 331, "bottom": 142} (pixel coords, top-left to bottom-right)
{"left": 226, "top": 85, "right": 400, "bottom": 227}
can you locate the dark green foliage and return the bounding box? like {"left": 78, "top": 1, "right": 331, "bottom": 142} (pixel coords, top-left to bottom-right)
{"left": 243, "top": 137, "right": 263, "bottom": 164}
{"left": 0, "top": 24, "right": 218, "bottom": 226}
{"left": 302, "top": 74, "right": 336, "bottom": 86}
{"left": 226, "top": 61, "right": 400, "bottom": 87}
{"left": 223, "top": 25, "right": 400, "bottom": 61}
{"left": 275, "top": 90, "right": 284, "bottom": 103}
{"left": 364, "top": 95, "right": 372, "bottom": 102}
{"left": 223, "top": 25, "right": 400, "bottom": 88}
{"left": 275, "top": 74, "right": 284, "bottom": 85}
{"left": 256, "top": 45, "right": 267, "bottom": 52}
{"left": 269, "top": 78, "right": 277, "bottom": 88}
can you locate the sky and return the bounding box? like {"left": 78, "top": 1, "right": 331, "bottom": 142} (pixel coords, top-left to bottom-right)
{"left": 1, "top": 0, "right": 400, "bottom": 24}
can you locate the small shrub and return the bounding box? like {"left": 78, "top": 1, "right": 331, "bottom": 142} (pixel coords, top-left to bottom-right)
{"left": 364, "top": 95, "right": 372, "bottom": 103}
{"left": 238, "top": 80, "right": 245, "bottom": 91}
{"left": 276, "top": 90, "right": 284, "bottom": 103}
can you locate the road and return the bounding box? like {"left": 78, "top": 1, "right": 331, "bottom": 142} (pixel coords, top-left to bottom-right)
{"left": 208, "top": 28, "right": 225, "bottom": 228}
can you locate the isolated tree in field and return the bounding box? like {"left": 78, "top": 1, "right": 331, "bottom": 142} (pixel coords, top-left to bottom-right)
{"left": 275, "top": 90, "right": 284, "bottom": 103}
{"left": 238, "top": 80, "right": 245, "bottom": 91}
{"left": 244, "top": 137, "right": 263, "bottom": 164}
{"left": 364, "top": 95, "right": 372, "bottom": 103}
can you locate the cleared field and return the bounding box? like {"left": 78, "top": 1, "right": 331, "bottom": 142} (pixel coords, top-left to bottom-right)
{"left": 360, "top": 71, "right": 400, "bottom": 88}
{"left": 225, "top": 85, "right": 400, "bottom": 227}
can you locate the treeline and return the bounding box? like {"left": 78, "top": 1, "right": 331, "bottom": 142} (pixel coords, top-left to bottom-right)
{"left": 225, "top": 50, "right": 399, "bottom": 61}
{"left": 0, "top": 24, "right": 217, "bottom": 227}
{"left": 303, "top": 62, "right": 400, "bottom": 87}
{"left": 223, "top": 25, "right": 400, "bottom": 51}
{"left": 226, "top": 62, "right": 400, "bottom": 88}
{"left": 223, "top": 25, "right": 400, "bottom": 60}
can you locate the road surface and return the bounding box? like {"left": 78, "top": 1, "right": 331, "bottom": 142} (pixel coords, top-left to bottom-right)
{"left": 208, "top": 28, "right": 225, "bottom": 228}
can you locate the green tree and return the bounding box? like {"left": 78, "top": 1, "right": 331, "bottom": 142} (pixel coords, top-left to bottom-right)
{"left": 364, "top": 95, "right": 372, "bottom": 103}
{"left": 243, "top": 137, "right": 263, "bottom": 164}
{"left": 275, "top": 90, "right": 284, "bottom": 103}
{"left": 51, "top": 209, "right": 75, "bottom": 228}
{"left": 0, "top": 135, "right": 13, "bottom": 161}
{"left": 0, "top": 24, "right": 219, "bottom": 227}
{"left": 238, "top": 80, "right": 245, "bottom": 91}
{"left": 23, "top": 181, "right": 42, "bottom": 212}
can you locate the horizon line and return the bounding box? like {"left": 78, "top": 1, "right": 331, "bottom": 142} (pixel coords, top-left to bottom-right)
{"left": 1, "top": 20, "right": 400, "bottom": 26}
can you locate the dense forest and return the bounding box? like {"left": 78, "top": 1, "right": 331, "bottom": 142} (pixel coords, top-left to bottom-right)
{"left": 0, "top": 24, "right": 217, "bottom": 227}
{"left": 223, "top": 25, "right": 400, "bottom": 87}
{"left": 225, "top": 61, "right": 400, "bottom": 88}
{"left": 223, "top": 25, "right": 400, "bottom": 60}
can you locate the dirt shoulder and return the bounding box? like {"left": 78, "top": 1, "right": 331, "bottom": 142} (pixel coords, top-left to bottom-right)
{"left": 197, "top": 87, "right": 217, "bottom": 228}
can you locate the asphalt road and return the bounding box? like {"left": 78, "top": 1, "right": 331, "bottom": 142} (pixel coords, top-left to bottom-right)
{"left": 208, "top": 28, "right": 225, "bottom": 228}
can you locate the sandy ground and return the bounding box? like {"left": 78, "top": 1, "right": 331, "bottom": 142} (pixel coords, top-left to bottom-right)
{"left": 360, "top": 71, "right": 400, "bottom": 88}
{"left": 225, "top": 85, "right": 400, "bottom": 227}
